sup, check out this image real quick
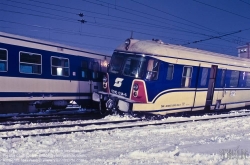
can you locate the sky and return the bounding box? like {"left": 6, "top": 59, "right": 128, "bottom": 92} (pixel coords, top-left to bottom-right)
{"left": 1, "top": 0, "right": 250, "bottom": 56}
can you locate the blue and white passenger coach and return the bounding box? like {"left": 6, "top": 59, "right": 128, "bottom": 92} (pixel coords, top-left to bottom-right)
{"left": 0, "top": 32, "right": 109, "bottom": 113}
{"left": 93, "top": 38, "right": 250, "bottom": 115}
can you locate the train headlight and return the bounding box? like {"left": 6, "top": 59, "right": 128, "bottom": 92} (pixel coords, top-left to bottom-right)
{"left": 133, "top": 83, "right": 139, "bottom": 91}
{"left": 103, "top": 76, "right": 108, "bottom": 83}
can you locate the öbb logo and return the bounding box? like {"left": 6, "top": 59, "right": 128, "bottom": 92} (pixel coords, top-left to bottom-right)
{"left": 114, "top": 78, "right": 124, "bottom": 87}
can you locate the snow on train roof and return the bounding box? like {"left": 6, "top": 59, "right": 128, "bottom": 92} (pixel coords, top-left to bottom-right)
{"left": 0, "top": 32, "right": 109, "bottom": 57}
{"left": 115, "top": 39, "right": 250, "bottom": 68}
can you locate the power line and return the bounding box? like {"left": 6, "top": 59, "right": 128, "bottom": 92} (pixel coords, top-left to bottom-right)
{"left": 25, "top": 0, "right": 221, "bottom": 36}
{"left": 0, "top": 19, "right": 123, "bottom": 41}
{"left": 193, "top": 0, "right": 250, "bottom": 20}
{"left": 24, "top": 0, "right": 250, "bottom": 44}
{"left": 182, "top": 30, "right": 243, "bottom": 45}
{"left": 0, "top": 28, "right": 115, "bottom": 51}
{"left": 87, "top": 0, "right": 217, "bottom": 34}
{"left": 2, "top": 0, "right": 215, "bottom": 38}
{"left": 1, "top": 2, "right": 218, "bottom": 42}
{"left": 239, "top": 0, "right": 250, "bottom": 6}
{"left": 0, "top": 8, "right": 204, "bottom": 42}
{"left": 0, "top": 0, "right": 245, "bottom": 55}
{"left": 131, "top": 0, "right": 250, "bottom": 42}
{"left": 130, "top": 0, "right": 217, "bottom": 33}
{"left": 3, "top": 0, "right": 201, "bottom": 35}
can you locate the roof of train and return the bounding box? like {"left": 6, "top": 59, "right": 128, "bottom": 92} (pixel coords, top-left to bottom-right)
{"left": 0, "top": 32, "right": 109, "bottom": 58}
{"left": 115, "top": 39, "right": 250, "bottom": 68}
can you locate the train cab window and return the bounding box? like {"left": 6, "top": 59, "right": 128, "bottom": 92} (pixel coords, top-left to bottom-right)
{"left": 230, "top": 71, "right": 239, "bottom": 87}
{"left": 166, "top": 64, "right": 174, "bottom": 80}
{"left": 146, "top": 59, "right": 159, "bottom": 80}
{"left": 123, "top": 56, "right": 146, "bottom": 78}
{"left": 19, "top": 52, "right": 41, "bottom": 74}
{"left": 200, "top": 68, "right": 208, "bottom": 86}
{"left": 109, "top": 53, "right": 125, "bottom": 74}
{"left": 181, "top": 66, "right": 192, "bottom": 87}
{"left": 0, "top": 49, "right": 7, "bottom": 72}
{"left": 51, "top": 57, "right": 69, "bottom": 76}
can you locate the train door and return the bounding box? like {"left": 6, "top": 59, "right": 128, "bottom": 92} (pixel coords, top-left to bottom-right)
{"left": 89, "top": 60, "right": 103, "bottom": 93}
{"left": 216, "top": 69, "right": 226, "bottom": 101}
{"left": 80, "top": 60, "right": 92, "bottom": 95}
{"left": 205, "top": 65, "right": 218, "bottom": 111}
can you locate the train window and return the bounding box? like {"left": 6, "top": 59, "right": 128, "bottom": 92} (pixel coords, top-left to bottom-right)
{"left": 220, "top": 69, "right": 226, "bottom": 87}
{"left": 238, "top": 71, "right": 245, "bottom": 87}
{"left": 146, "top": 59, "right": 159, "bottom": 80}
{"left": 0, "top": 49, "right": 7, "bottom": 72}
{"left": 246, "top": 72, "right": 250, "bottom": 87}
{"left": 230, "top": 70, "right": 239, "bottom": 87}
{"left": 181, "top": 66, "right": 192, "bottom": 87}
{"left": 92, "top": 62, "right": 99, "bottom": 79}
{"left": 81, "top": 61, "right": 88, "bottom": 69}
{"left": 166, "top": 64, "right": 174, "bottom": 80}
{"left": 200, "top": 68, "right": 208, "bottom": 86}
{"left": 19, "top": 52, "right": 41, "bottom": 74}
{"left": 51, "top": 57, "right": 69, "bottom": 76}
{"left": 109, "top": 53, "right": 125, "bottom": 74}
{"left": 123, "top": 56, "right": 146, "bottom": 78}
{"left": 81, "top": 61, "right": 88, "bottom": 78}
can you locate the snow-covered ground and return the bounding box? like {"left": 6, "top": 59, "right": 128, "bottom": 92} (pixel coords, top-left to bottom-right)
{"left": 0, "top": 114, "right": 249, "bottom": 165}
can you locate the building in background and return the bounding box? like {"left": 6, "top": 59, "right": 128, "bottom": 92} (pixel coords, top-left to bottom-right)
{"left": 238, "top": 43, "right": 250, "bottom": 58}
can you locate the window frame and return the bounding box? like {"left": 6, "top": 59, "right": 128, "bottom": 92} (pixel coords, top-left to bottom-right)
{"left": 0, "top": 48, "right": 8, "bottom": 72}
{"left": 19, "top": 51, "right": 42, "bottom": 75}
{"left": 51, "top": 56, "right": 70, "bottom": 77}
{"left": 181, "top": 66, "right": 193, "bottom": 88}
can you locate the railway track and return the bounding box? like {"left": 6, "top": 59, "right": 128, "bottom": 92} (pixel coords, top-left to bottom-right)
{"left": 1, "top": 110, "right": 250, "bottom": 139}
{"left": 0, "top": 110, "right": 102, "bottom": 126}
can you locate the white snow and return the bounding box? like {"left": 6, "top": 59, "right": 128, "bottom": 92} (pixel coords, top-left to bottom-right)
{"left": 0, "top": 113, "right": 249, "bottom": 164}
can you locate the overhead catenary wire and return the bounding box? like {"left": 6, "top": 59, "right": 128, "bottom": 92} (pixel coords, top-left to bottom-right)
{"left": 0, "top": 19, "right": 123, "bottom": 41}
{"left": 239, "top": 0, "right": 250, "bottom": 6}
{"left": 0, "top": 0, "right": 247, "bottom": 55}
{"left": 86, "top": 0, "right": 218, "bottom": 34}
{"left": 2, "top": 0, "right": 205, "bottom": 36}
{"left": 130, "top": 0, "right": 250, "bottom": 45}
{"left": 0, "top": 9, "right": 205, "bottom": 43}
{"left": 182, "top": 30, "right": 243, "bottom": 45}
{"left": 1, "top": 1, "right": 217, "bottom": 38}
{"left": 22, "top": 0, "right": 250, "bottom": 44}
{"left": 1, "top": 2, "right": 221, "bottom": 44}
{"left": 193, "top": 0, "right": 250, "bottom": 20}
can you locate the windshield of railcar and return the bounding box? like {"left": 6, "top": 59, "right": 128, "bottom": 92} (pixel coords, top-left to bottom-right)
{"left": 109, "top": 52, "right": 146, "bottom": 78}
